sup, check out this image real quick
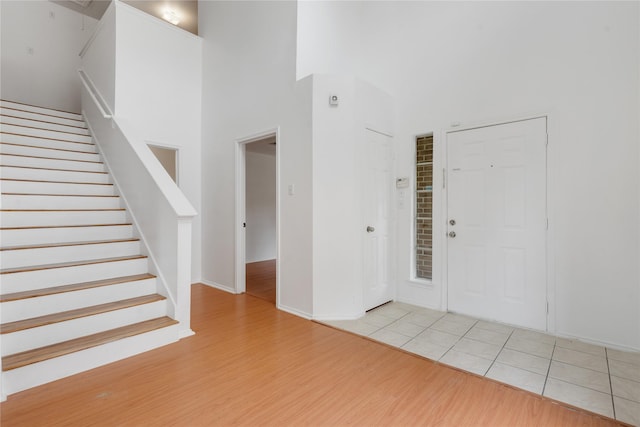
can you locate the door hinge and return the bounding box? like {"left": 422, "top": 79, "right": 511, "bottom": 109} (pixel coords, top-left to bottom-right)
{"left": 546, "top": 301, "right": 549, "bottom": 314}
{"left": 442, "top": 168, "right": 446, "bottom": 189}
{"left": 546, "top": 218, "right": 549, "bottom": 230}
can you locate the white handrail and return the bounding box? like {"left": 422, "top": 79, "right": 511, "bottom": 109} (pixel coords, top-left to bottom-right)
{"left": 78, "top": 69, "right": 112, "bottom": 119}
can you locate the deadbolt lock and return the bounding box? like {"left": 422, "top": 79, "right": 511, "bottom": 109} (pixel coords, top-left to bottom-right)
{"left": 449, "top": 219, "right": 456, "bottom": 226}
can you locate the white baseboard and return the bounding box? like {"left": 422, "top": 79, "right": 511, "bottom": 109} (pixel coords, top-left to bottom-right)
{"left": 199, "top": 280, "right": 236, "bottom": 294}
{"left": 277, "top": 303, "right": 312, "bottom": 320}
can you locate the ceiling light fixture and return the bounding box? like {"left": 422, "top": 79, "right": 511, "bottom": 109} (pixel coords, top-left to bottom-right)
{"left": 162, "top": 9, "right": 180, "bottom": 26}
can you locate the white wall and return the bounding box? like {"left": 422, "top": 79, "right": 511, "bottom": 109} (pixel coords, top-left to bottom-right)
{"left": 246, "top": 151, "right": 277, "bottom": 263}
{"left": 0, "top": 1, "right": 97, "bottom": 112}
{"left": 199, "top": 1, "right": 314, "bottom": 317}
{"left": 114, "top": 2, "right": 203, "bottom": 281}
{"left": 298, "top": 1, "right": 640, "bottom": 350}
{"left": 311, "top": 75, "right": 394, "bottom": 319}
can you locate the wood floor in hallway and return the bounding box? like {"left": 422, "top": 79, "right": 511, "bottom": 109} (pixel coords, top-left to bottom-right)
{"left": 0, "top": 285, "right": 623, "bottom": 426}
{"left": 246, "top": 259, "right": 276, "bottom": 304}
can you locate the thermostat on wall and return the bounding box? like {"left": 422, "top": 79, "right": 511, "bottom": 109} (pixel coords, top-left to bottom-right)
{"left": 396, "top": 177, "right": 409, "bottom": 189}
{"left": 329, "top": 94, "right": 339, "bottom": 106}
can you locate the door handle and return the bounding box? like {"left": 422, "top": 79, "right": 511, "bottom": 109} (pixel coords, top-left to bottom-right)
{"left": 448, "top": 231, "right": 456, "bottom": 238}
{"left": 366, "top": 226, "right": 375, "bottom": 233}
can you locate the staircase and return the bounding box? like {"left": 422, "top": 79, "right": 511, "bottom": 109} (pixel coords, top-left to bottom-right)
{"left": 0, "top": 100, "right": 179, "bottom": 397}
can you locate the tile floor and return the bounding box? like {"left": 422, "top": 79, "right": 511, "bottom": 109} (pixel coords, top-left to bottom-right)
{"left": 322, "top": 302, "right": 640, "bottom": 426}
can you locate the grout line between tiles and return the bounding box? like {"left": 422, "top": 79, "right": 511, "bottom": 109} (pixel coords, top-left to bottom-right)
{"left": 541, "top": 342, "right": 556, "bottom": 396}
{"left": 605, "top": 348, "right": 617, "bottom": 420}
{"left": 483, "top": 328, "right": 516, "bottom": 379}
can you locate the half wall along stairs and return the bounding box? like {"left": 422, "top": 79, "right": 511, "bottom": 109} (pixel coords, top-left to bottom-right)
{"left": 0, "top": 100, "right": 179, "bottom": 397}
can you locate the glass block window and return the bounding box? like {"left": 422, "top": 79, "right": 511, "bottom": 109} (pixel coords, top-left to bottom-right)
{"left": 416, "top": 135, "right": 433, "bottom": 280}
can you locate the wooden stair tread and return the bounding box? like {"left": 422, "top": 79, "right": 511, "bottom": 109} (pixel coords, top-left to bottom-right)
{"left": 0, "top": 122, "right": 90, "bottom": 137}
{"left": 0, "top": 164, "right": 108, "bottom": 174}
{"left": 1, "top": 142, "right": 95, "bottom": 154}
{"left": 0, "top": 255, "right": 147, "bottom": 275}
{"left": 0, "top": 273, "right": 156, "bottom": 302}
{"left": 1, "top": 178, "right": 112, "bottom": 186}
{"left": 2, "top": 193, "right": 118, "bottom": 197}
{"left": 1, "top": 223, "right": 131, "bottom": 230}
{"left": 1, "top": 294, "right": 166, "bottom": 334}
{"left": 0, "top": 113, "right": 88, "bottom": 130}
{"left": 0, "top": 153, "right": 102, "bottom": 164}
{"left": 1, "top": 99, "right": 82, "bottom": 116}
{"left": 0, "top": 107, "right": 85, "bottom": 124}
{"left": 0, "top": 132, "right": 93, "bottom": 145}
{"left": 2, "top": 317, "right": 178, "bottom": 371}
{"left": 1, "top": 238, "right": 139, "bottom": 252}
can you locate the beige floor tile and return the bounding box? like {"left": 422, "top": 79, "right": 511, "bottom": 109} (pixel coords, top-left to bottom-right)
{"left": 439, "top": 349, "right": 493, "bottom": 376}
{"left": 496, "top": 348, "right": 551, "bottom": 376}
{"left": 324, "top": 319, "right": 378, "bottom": 336}
{"left": 370, "top": 303, "right": 410, "bottom": 320}
{"left": 452, "top": 338, "right": 502, "bottom": 361}
{"left": 614, "top": 396, "right": 640, "bottom": 426}
{"left": 474, "top": 320, "right": 515, "bottom": 335}
{"left": 553, "top": 347, "right": 608, "bottom": 373}
{"left": 610, "top": 359, "right": 640, "bottom": 383}
{"left": 402, "top": 311, "right": 443, "bottom": 327}
{"left": 402, "top": 339, "right": 450, "bottom": 361}
{"left": 464, "top": 326, "right": 510, "bottom": 346}
{"left": 361, "top": 313, "right": 396, "bottom": 328}
{"left": 431, "top": 318, "right": 475, "bottom": 336}
{"left": 555, "top": 337, "right": 605, "bottom": 357}
{"left": 548, "top": 361, "right": 610, "bottom": 394}
{"left": 608, "top": 348, "right": 640, "bottom": 367}
{"left": 511, "top": 328, "right": 556, "bottom": 345}
{"left": 486, "top": 362, "right": 546, "bottom": 394}
{"left": 369, "top": 329, "right": 412, "bottom": 347}
{"left": 383, "top": 319, "right": 426, "bottom": 338}
{"left": 611, "top": 376, "right": 640, "bottom": 403}
{"left": 505, "top": 336, "right": 554, "bottom": 359}
{"left": 543, "top": 378, "right": 614, "bottom": 418}
{"left": 416, "top": 328, "right": 460, "bottom": 348}
{"left": 441, "top": 313, "right": 478, "bottom": 327}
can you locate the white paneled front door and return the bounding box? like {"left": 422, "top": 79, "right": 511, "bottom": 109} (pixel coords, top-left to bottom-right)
{"left": 447, "top": 118, "right": 547, "bottom": 330}
{"left": 363, "top": 129, "right": 394, "bottom": 311}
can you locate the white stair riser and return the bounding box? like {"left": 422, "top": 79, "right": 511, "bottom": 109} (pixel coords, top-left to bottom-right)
{"left": 0, "top": 258, "right": 149, "bottom": 293}
{"left": 0, "top": 115, "right": 90, "bottom": 136}
{"left": 0, "top": 133, "right": 96, "bottom": 153}
{"left": 0, "top": 125, "right": 92, "bottom": 144}
{"left": 1, "top": 194, "right": 120, "bottom": 209}
{"left": 2, "top": 241, "right": 141, "bottom": 269}
{"left": 1, "top": 278, "right": 157, "bottom": 323}
{"left": 0, "top": 166, "right": 109, "bottom": 184}
{"left": 0, "top": 210, "right": 126, "bottom": 227}
{"left": 2, "top": 225, "right": 132, "bottom": 246}
{"left": 0, "top": 107, "right": 85, "bottom": 128}
{"left": 0, "top": 101, "right": 83, "bottom": 121}
{"left": 0, "top": 154, "right": 105, "bottom": 172}
{"left": 2, "top": 300, "right": 168, "bottom": 355}
{"left": 1, "top": 324, "right": 179, "bottom": 396}
{"left": 1, "top": 180, "right": 115, "bottom": 196}
{"left": 1, "top": 144, "right": 100, "bottom": 162}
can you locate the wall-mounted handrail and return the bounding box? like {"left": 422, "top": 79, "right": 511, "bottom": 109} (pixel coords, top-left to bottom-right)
{"left": 78, "top": 69, "right": 112, "bottom": 119}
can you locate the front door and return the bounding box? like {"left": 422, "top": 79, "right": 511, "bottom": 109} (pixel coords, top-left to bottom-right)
{"left": 363, "top": 129, "right": 394, "bottom": 311}
{"left": 447, "top": 118, "right": 547, "bottom": 330}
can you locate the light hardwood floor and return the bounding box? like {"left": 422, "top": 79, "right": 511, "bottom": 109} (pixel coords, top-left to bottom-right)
{"left": 246, "top": 259, "right": 276, "bottom": 304}
{"left": 0, "top": 285, "right": 623, "bottom": 426}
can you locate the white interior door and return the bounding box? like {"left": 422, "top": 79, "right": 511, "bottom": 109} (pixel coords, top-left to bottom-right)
{"left": 447, "top": 118, "right": 547, "bottom": 330}
{"left": 363, "top": 129, "right": 395, "bottom": 311}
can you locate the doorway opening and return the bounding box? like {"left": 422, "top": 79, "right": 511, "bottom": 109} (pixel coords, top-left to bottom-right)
{"left": 236, "top": 131, "right": 279, "bottom": 305}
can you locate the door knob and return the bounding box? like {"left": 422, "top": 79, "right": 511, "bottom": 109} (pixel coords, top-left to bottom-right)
{"left": 366, "top": 226, "right": 375, "bottom": 233}
{"left": 448, "top": 231, "right": 456, "bottom": 238}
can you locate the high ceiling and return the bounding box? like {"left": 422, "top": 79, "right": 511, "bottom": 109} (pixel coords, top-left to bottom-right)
{"left": 51, "top": 0, "right": 198, "bottom": 35}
